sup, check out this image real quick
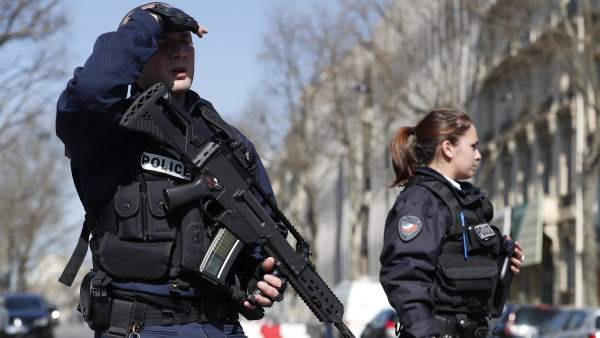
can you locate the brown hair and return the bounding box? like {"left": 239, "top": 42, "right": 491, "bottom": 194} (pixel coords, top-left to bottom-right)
{"left": 390, "top": 108, "right": 473, "bottom": 187}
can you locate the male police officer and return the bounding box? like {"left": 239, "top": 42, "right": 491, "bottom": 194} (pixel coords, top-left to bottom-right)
{"left": 56, "top": 3, "right": 283, "bottom": 337}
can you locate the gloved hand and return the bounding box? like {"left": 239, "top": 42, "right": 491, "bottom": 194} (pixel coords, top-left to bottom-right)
{"left": 244, "top": 257, "right": 288, "bottom": 309}
{"left": 146, "top": 3, "right": 200, "bottom": 35}
{"left": 119, "top": 2, "right": 208, "bottom": 37}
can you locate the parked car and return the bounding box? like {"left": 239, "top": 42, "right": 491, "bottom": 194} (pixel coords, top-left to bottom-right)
{"left": 2, "top": 293, "right": 54, "bottom": 338}
{"left": 539, "top": 308, "right": 577, "bottom": 338}
{"left": 545, "top": 308, "right": 600, "bottom": 338}
{"left": 360, "top": 308, "right": 396, "bottom": 338}
{"left": 493, "top": 304, "right": 560, "bottom": 338}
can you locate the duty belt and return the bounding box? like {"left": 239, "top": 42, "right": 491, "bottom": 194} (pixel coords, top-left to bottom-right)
{"left": 103, "top": 289, "right": 238, "bottom": 338}
{"left": 435, "top": 314, "right": 489, "bottom": 338}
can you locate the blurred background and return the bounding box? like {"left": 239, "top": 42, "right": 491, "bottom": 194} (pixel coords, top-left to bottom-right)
{"left": 1, "top": 0, "right": 599, "bottom": 337}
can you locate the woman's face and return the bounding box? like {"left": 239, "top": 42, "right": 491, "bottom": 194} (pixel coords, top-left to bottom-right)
{"left": 451, "top": 124, "right": 481, "bottom": 180}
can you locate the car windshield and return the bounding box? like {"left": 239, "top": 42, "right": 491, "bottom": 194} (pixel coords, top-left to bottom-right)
{"left": 515, "top": 307, "right": 558, "bottom": 326}
{"left": 543, "top": 310, "right": 574, "bottom": 331}
{"left": 5, "top": 298, "right": 43, "bottom": 311}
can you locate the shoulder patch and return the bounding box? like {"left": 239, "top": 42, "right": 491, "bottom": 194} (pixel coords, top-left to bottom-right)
{"left": 397, "top": 215, "right": 423, "bottom": 242}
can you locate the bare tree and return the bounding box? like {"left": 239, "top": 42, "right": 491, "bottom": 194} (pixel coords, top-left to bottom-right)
{"left": 230, "top": 95, "right": 280, "bottom": 159}
{"left": 259, "top": 2, "right": 374, "bottom": 278}
{"left": 260, "top": 0, "right": 486, "bottom": 279}
{"left": 0, "top": 120, "right": 69, "bottom": 291}
{"left": 258, "top": 3, "right": 323, "bottom": 252}
{"left": 0, "top": 0, "right": 66, "bottom": 150}
{"left": 342, "top": 0, "right": 483, "bottom": 116}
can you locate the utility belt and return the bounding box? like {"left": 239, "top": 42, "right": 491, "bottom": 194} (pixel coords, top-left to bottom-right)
{"left": 80, "top": 271, "right": 238, "bottom": 337}
{"left": 434, "top": 314, "right": 489, "bottom": 338}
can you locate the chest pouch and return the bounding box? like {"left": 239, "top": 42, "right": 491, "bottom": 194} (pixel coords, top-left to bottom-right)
{"left": 93, "top": 180, "right": 179, "bottom": 281}
{"left": 175, "top": 204, "right": 211, "bottom": 274}
{"left": 436, "top": 254, "right": 499, "bottom": 292}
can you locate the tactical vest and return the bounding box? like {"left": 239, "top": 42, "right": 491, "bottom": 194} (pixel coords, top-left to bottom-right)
{"left": 59, "top": 98, "right": 252, "bottom": 287}
{"left": 411, "top": 174, "right": 502, "bottom": 316}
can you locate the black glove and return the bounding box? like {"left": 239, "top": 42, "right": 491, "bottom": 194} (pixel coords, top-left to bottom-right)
{"left": 146, "top": 3, "right": 199, "bottom": 35}
{"left": 246, "top": 263, "right": 287, "bottom": 306}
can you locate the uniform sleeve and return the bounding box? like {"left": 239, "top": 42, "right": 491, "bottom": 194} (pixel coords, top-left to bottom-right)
{"left": 379, "top": 186, "right": 450, "bottom": 338}
{"left": 56, "top": 8, "right": 162, "bottom": 169}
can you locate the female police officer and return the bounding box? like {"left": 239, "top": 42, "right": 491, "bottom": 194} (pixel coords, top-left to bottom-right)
{"left": 379, "top": 109, "right": 524, "bottom": 338}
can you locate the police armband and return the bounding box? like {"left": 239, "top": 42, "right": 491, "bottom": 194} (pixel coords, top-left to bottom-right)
{"left": 146, "top": 4, "right": 199, "bottom": 34}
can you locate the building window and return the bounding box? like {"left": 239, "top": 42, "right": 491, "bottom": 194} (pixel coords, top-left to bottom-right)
{"left": 558, "top": 113, "right": 572, "bottom": 197}
{"left": 518, "top": 135, "right": 532, "bottom": 204}
{"left": 538, "top": 126, "right": 552, "bottom": 195}
{"left": 502, "top": 149, "right": 513, "bottom": 206}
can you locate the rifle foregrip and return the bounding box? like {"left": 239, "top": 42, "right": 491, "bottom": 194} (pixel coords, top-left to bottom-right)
{"left": 283, "top": 264, "right": 346, "bottom": 324}
{"left": 284, "top": 266, "right": 356, "bottom": 337}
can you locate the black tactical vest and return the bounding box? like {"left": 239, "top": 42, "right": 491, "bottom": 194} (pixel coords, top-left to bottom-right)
{"left": 59, "top": 96, "right": 252, "bottom": 287}
{"left": 89, "top": 175, "right": 211, "bottom": 283}
{"left": 411, "top": 172, "right": 502, "bottom": 316}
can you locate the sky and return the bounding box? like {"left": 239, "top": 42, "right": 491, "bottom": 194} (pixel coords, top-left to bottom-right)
{"left": 61, "top": 0, "right": 295, "bottom": 120}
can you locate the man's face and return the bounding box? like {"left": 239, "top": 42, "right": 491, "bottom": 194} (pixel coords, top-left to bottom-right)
{"left": 137, "top": 31, "right": 195, "bottom": 93}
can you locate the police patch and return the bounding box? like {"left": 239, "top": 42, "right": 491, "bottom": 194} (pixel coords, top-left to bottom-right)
{"left": 141, "top": 152, "right": 191, "bottom": 181}
{"left": 397, "top": 215, "right": 423, "bottom": 242}
{"left": 473, "top": 223, "right": 495, "bottom": 241}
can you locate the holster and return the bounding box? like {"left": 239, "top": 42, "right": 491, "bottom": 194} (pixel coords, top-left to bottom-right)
{"left": 79, "top": 270, "right": 112, "bottom": 331}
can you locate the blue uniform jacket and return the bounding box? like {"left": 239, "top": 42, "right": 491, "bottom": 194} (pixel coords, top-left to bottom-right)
{"left": 379, "top": 168, "right": 453, "bottom": 338}
{"left": 56, "top": 8, "right": 278, "bottom": 297}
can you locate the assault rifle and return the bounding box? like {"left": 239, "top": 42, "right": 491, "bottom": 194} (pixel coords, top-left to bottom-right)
{"left": 119, "top": 83, "right": 356, "bottom": 338}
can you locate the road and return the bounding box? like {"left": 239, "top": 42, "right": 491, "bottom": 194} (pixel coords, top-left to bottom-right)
{"left": 54, "top": 321, "right": 94, "bottom": 338}
{"left": 52, "top": 321, "right": 317, "bottom": 338}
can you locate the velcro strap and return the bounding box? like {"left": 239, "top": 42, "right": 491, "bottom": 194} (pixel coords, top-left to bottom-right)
{"left": 106, "top": 299, "right": 133, "bottom": 338}
{"left": 131, "top": 302, "right": 147, "bottom": 327}
{"left": 58, "top": 217, "right": 91, "bottom": 286}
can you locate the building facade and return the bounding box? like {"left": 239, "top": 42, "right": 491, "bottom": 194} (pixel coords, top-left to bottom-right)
{"left": 469, "top": 0, "right": 600, "bottom": 306}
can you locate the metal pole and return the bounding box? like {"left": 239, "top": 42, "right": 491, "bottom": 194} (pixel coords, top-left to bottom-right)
{"left": 574, "top": 10, "right": 585, "bottom": 308}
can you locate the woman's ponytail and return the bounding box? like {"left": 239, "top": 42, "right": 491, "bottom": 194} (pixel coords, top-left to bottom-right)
{"left": 389, "top": 108, "right": 473, "bottom": 187}
{"left": 389, "top": 126, "right": 418, "bottom": 187}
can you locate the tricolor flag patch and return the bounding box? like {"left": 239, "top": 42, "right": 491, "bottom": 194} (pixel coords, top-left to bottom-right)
{"left": 397, "top": 215, "right": 423, "bottom": 242}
